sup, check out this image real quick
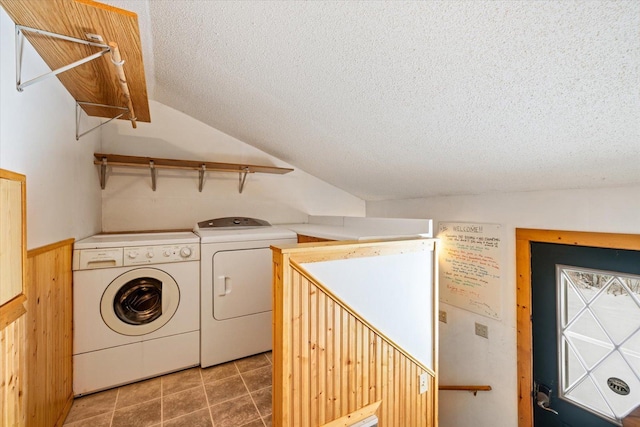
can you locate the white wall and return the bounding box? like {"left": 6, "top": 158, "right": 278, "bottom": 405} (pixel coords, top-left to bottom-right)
{"left": 0, "top": 8, "right": 102, "bottom": 249}
{"left": 99, "top": 100, "right": 365, "bottom": 232}
{"left": 367, "top": 185, "right": 640, "bottom": 427}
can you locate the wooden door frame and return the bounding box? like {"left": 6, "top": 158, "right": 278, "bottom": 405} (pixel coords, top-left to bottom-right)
{"left": 516, "top": 228, "right": 640, "bottom": 427}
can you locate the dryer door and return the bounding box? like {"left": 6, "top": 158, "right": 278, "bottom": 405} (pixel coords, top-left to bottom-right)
{"left": 101, "top": 268, "right": 180, "bottom": 336}
{"left": 212, "top": 247, "right": 272, "bottom": 320}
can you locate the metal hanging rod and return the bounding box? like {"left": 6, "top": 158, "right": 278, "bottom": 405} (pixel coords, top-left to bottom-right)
{"left": 15, "top": 25, "right": 110, "bottom": 92}
{"left": 76, "top": 102, "right": 129, "bottom": 140}
{"left": 15, "top": 24, "right": 138, "bottom": 134}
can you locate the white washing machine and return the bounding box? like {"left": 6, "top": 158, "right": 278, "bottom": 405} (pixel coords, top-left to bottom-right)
{"left": 194, "top": 217, "right": 297, "bottom": 368}
{"left": 72, "top": 232, "right": 200, "bottom": 396}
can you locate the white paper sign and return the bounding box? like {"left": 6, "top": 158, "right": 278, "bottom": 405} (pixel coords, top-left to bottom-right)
{"left": 438, "top": 222, "right": 502, "bottom": 319}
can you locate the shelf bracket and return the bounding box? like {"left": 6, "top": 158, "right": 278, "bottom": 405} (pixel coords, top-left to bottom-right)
{"left": 149, "top": 160, "right": 157, "bottom": 191}
{"left": 99, "top": 157, "right": 108, "bottom": 190}
{"left": 239, "top": 167, "right": 250, "bottom": 194}
{"left": 198, "top": 165, "right": 206, "bottom": 192}
{"left": 76, "top": 101, "right": 128, "bottom": 140}
{"left": 15, "top": 25, "right": 110, "bottom": 92}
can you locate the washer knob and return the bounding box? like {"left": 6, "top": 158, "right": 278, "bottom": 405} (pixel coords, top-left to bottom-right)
{"left": 146, "top": 251, "right": 154, "bottom": 259}
{"left": 163, "top": 250, "right": 172, "bottom": 257}
{"left": 127, "top": 251, "right": 138, "bottom": 259}
{"left": 180, "top": 247, "right": 192, "bottom": 258}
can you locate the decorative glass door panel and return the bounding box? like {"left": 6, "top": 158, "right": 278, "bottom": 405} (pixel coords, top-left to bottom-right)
{"left": 558, "top": 266, "right": 640, "bottom": 424}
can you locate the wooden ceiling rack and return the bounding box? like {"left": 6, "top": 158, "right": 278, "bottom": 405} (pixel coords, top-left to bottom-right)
{"left": 95, "top": 153, "right": 294, "bottom": 193}
{"left": 0, "top": 0, "right": 150, "bottom": 139}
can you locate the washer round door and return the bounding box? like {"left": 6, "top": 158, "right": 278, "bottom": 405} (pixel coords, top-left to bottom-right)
{"left": 101, "top": 268, "right": 180, "bottom": 336}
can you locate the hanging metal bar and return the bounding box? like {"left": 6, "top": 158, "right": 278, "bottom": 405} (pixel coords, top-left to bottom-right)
{"left": 238, "top": 167, "right": 250, "bottom": 193}
{"left": 75, "top": 101, "right": 128, "bottom": 140}
{"left": 150, "top": 160, "right": 157, "bottom": 191}
{"left": 15, "top": 25, "right": 110, "bottom": 92}
{"left": 99, "top": 157, "right": 108, "bottom": 190}
{"left": 198, "top": 164, "right": 206, "bottom": 192}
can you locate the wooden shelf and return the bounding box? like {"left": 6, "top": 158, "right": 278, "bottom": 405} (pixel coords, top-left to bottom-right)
{"left": 0, "top": 0, "right": 150, "bottom": 125}
{"left": 95, "top": 153, "right": 294, "bottom": 193}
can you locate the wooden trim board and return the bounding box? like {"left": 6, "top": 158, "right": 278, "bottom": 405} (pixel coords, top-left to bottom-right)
{"left": 515, "top": 228, "right": 640, "bottom": 427}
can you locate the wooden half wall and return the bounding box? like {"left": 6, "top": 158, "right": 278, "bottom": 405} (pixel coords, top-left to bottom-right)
{"left": 272, "top": 239, "right": 438, "bottom": 427}
{"left": 0, "top": 239, "right": 74, "bottom": 427}
{"left": 25, "top": 239, "right": 74, "bottom": 426}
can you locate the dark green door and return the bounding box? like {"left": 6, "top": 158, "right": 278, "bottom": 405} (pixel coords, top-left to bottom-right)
{"left": 531, "top": 242, "right": 640, "bottom": 426}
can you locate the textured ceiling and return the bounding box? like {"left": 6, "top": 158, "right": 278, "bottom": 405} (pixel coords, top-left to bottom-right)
{"left": 107, "top": 1, "right": 639, "bottom": 201}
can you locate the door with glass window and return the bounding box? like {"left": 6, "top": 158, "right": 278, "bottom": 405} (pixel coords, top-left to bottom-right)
{"left": 531, "top": 242, "right": 640, "bottom": 426}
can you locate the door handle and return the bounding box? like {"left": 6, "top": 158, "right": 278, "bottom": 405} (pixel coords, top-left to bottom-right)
{"left": 535, "top": 383, "right": 559, "bottom": 415}
{"left": 217, "top": 275, "right": 231, "bottom": 296}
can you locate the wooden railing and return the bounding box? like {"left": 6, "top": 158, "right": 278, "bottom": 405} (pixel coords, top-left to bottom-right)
{"left": 439, "top": 385, "right": 492, "bottom": 396}
{"left": 272, "top": 238, "right": 438, "bottom": 427}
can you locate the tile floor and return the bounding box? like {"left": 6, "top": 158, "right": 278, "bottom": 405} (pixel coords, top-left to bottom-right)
{"left": 63, "top": 352, "right": 273, "bottom": 427}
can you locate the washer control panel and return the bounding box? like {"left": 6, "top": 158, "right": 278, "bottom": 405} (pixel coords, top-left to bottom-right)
{"left": 123, "top": 244, "right": 200, "bottom": 266}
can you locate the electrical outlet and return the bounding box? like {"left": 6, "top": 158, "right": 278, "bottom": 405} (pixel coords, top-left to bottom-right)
{"left": 439, "top": 310, "right": 447, "bottom": 323}
{"left": 475, "top": 322, "right": 489, "bottom": 339}
{"left": 419, "top": 373, "right": 429, "bottom": 394}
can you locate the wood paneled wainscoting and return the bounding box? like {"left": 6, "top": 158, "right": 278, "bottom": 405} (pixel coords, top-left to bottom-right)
{"left": 25, "top": 239, "right": 75, "bottom": 426}
{"left": 1, "top": 239, "right": 75, "bottom": 427}
{"left": 272, "top": 239, "right": 438, "bottom": 427}
{"left": 1, "top": 312, "right": 26, "bottom": 426}
{"left": 1, "top": 169, "right": 27, "bottom": 427}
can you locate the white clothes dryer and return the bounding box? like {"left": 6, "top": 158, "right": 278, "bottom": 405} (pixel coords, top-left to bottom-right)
{"left": 194, "top": 218, "right": 297, "bottom": 368}
{"left": 72, "top": 232, "right": 200, "bottom": 396}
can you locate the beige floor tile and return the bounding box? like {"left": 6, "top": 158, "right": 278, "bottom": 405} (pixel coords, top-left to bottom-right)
{"left": 163, "top": 407, "right": 213, "bottom": 427}
{"left": 204, "top": 374, "right": 248, "bottom": 406}
{"left": 63, "top": 412, "right": 112, "bottom": 427}
{"left": 64, "top": 388, "right": 118, "bottom": 424}
{"left": 115, "top": 376, "right": 162, "bottom": 410}
{"left": 111, "top": 398, "right": 161, "bottom": 427}
{"left": 210, "top": 395, "right": 261, "bottom": 427}
{"left": 64, "top": 352, "right": 276, "bottom": 427}
{"left": 162, "top": 368, "right": 202, "bottom": 396}
{"left": 163, "top": 385, "right": 208, "bottom": 421}
{"left": 241, "top": 418, "right": 265, "bottom": 427}
{"left": 264, "top": 351, "right": 272, "bottom": 363}
{"left": 241, "top": 366, "right": 272, "bottom": 391}
{"left": 251, "top": 387, "right": 272, "bottom": 417}
{"left": 235, "top": 354, "right": 270, "bottom": 373}
{"left": 201, "top": 361, "right": 238, "bottom": 384}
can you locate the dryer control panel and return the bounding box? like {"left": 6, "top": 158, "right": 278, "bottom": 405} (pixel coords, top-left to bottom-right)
{"left": 123, "top": 244, "right": 200, "bottom": 266}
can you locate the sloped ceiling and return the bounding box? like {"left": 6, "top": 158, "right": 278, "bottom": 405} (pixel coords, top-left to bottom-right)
{"left": 108, "top": 1, "right": 639, "bottom": 201}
